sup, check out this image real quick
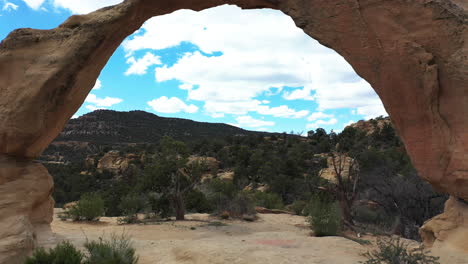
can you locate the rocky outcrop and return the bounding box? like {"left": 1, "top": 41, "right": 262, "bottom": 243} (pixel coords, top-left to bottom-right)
{"left": 97, "top": 151, "right": 138, "bottom": 175}
{"left": 420, "top": 196, "right": 468, "bottom": 253}
{"left": 244, "top": 183, "right": 269, "bottom": 192}
{"left": 319, "top": 154, "right": 358, "bottom": 184}
{"left": 349, "top": 117, "right": 392, "bottom": 135}
{"left": 0, "top": 156, "right": 54, "bottom": 264}
{"left": 0, "top": 0, "right": 466, "bottom": 261}
{"left": 218, "top": 171, "right": 235, "bottom": 181}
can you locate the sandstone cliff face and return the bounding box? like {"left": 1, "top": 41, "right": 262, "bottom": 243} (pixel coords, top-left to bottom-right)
{"left": 0, "top": 0, "right": 466, "bottom": 261}
{"left": 0, "top": 156, "right": 54, "bottom": 264}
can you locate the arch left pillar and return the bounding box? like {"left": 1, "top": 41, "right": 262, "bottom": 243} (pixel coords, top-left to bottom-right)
{"left": 0, "top": 156, "right": 54, "bottom": 263}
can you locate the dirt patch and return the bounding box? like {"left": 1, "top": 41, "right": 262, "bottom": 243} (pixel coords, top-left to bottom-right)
{"left": 38, "top": 210, "right": 465, "bottom": 264}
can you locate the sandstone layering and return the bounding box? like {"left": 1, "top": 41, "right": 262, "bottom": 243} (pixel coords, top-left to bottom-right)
{"left": 0, "top": 0, "right": 467, "bottom": 263}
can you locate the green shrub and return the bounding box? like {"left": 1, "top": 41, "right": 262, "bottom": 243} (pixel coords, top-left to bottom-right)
{"left": 118, "top": 194, "right": 149, "bottom": 224}
{"left": 228, "top": 192, "right": 256, "bottom": 218}
{"left": 361, "top": 237, "right": 440, "bottom": 264}
{"left": 206, "top": 179, "right": 255, "bottom": 219}
{"left": 84, "top": 233, "right": 139, "bottom": 264}
{"left": 291, "top": 200, "right": 307, "bottom": 215}
{"left": 66, "top": 193, "right": 105, "bottom": 221}
{"left": 25, "top": 241, "right": 83, "bottom": 264}
{"left": 185, "top": 190, "right": 212, "bottom": 213}
{"left": 353, "top": 205, "right": 390, "bottom": 225}
{"left": 207, "top": 179, "right": 237, "bottom": 199}
{"left": 253, "top": 192, "right": 284, "bottom": 210}
{"left": 148, "top": 193, "right": 173, "bottom": 218}
{"left": 307, "top": 199, "right": 342, "bottom": 237}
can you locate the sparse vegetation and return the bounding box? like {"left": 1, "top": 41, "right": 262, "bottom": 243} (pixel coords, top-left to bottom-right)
{"left": 204, "top": 221, "right": 229, "bottom": 227}
{"left": 25, "top": 241, "right": 83, "bottom": 264}
{"left": 118, "top": 194, "right": 149, "bottom": 224}
{"left": 361, "top": 237, "right": 440, "bottom": 264}
{"left": 26, "top": 234, "right": 139, "bottom": 264}
{"left": 291, "top": 200, "right": 307, "bottom": 216}
{"left": 308, "top": 198, "right": 342, "bottom": 237}
{"left": 84, "top": 233, "right": 139, "bottom": 264}
{"left": 63, "top": 193, "right": 105, "bottom": 221}
{"left": 253, "top": 191, "right": 284, "bottom": 210}
{"left": 206, "top": 179, "right": 256, "bottom": 219}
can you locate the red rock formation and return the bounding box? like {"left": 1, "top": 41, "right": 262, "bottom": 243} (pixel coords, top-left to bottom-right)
{"left": 0, "top": 0, "right": 466, "bottom": 262}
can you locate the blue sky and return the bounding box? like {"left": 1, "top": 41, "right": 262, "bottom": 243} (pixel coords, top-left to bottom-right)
{"left": 0, "top": 0, "right": 387, "bottom": 134}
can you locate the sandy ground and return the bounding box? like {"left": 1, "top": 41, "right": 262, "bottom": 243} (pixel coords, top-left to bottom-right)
{"left": 39, "top": 210, "right": 467, "bottom": 264}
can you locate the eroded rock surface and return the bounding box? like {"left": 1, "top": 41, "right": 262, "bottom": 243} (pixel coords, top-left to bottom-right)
{"left": 0, "top": 0, "right": 467, "bottom": 261}
{"left": 97, "top": 151, "right": 138, "bottom": 175}
{"left": 0, "top": 156, "right": 54, "bottom": 264}
{"left": 420, "top": 196, "right": 468, "bottom": 253}
{"left": 319, "top": 154, "right": 358, "bottom": 184}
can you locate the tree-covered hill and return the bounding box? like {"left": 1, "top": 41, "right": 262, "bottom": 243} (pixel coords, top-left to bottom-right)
{"left": 41, "top": 110, "right": 277, "bottom": 163}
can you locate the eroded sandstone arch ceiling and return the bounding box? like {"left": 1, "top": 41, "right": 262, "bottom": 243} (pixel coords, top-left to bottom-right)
{"left": 0, "top": 0, "right": 467, "bottom": 262}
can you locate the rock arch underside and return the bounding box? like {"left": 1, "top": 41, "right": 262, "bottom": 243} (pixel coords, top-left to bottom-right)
{"left": 0, "top": 0, "right": 467, "bottom": 262}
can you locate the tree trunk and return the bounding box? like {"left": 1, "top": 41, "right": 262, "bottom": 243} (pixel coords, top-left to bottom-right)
{"left": 173, "top": 195, "right": 185, "bottom": 221}
{"left": 338, "top": 195, "right": 354, "bottom": 225}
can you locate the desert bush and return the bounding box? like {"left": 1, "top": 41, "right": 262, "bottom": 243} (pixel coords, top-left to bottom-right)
{"left": 207, "top": 179, "right": 237, "bottom": 215}
{"left": 66, "top": 193, "right": 105, "bottom": 221}
{"left": 207, "top": 179, "right": 256, "bottom": 219}
{"left": 207, "top": 179, "right": 237, "bottom": 200}
{"left": 308, "top": 199, "right": 342, "bottom": 237}
{"left": 25, "top": 241, "right": 83, "bottom": 264}
{"left": 185, "top": 190, "right": 212, "bottom": 213}
{"left": 84, "top": 233, "right": 139, "bottom": 264}
{"left": 361, "top": 237, "right": 440, "bottom": 264}
{"left": 291, "top": 200, "right": 307, "bottom": 215}
{"left": 253, "top": 192, "right": 284, "bottom": 210}
{"left": 118, "top": 194, "right": 149, "bottom": 224}
{"left": 353, "top": 205, "right": 390, "bottom": 225}
{"left": 148, "top": 192, "right": 173, "bottom": 218}
{"left": 228, "top": 192, "right": 256, "bottom": 218}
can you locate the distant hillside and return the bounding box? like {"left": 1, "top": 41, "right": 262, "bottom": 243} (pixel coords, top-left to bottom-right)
{"left": 41, "top": 110, "right": 266, "bottom": 163}
{"left": 55, "top": 110, "right": 257, "bottom": 143}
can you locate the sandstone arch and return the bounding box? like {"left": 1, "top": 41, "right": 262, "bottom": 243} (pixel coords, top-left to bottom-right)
{"left": 0, "top": 0, "right": 466, "bottom": 262}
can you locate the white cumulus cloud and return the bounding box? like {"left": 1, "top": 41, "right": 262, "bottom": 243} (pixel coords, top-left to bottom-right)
{"left": 232, "top": 115, "right": 275, "bottom": 128}
{"left": 257, "top": 105, "right": 309, "bottom": 119}
{"left": 92, "top": 79, "right": 102, "bottom": 90}
{"left": 147, "top": 96, "right": 198, "bottom": 114}
{"left": 122, "top": 5, "right": 386, "bottom": 120}
{"left": 53, "top": 0, "right": 123, "bottom": 14}
{"left": 85, "top": 94, "right": 123, "bottom": 107}
{"left": 21, "top": 0, "right": 44, "bottom": 10}
{"left": 356, "top": 104, "right": 388, "bottom": 119}
{"left": 306, "top": 118, "right": 338, "bottom": 129}
{"left": 202, "top": 100, "right": 308, "bottom": 119}
{"left": 308, "top": 112, "right": 334, "bottom": 121}
{"left": 85, "top": 105, "right": 106, "bottom": 111}
{"left": 3, "top": 2, "right": 18, "bottom": 11}
{"left": 125, "top": 52, "right": 162, "bottom": 76}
